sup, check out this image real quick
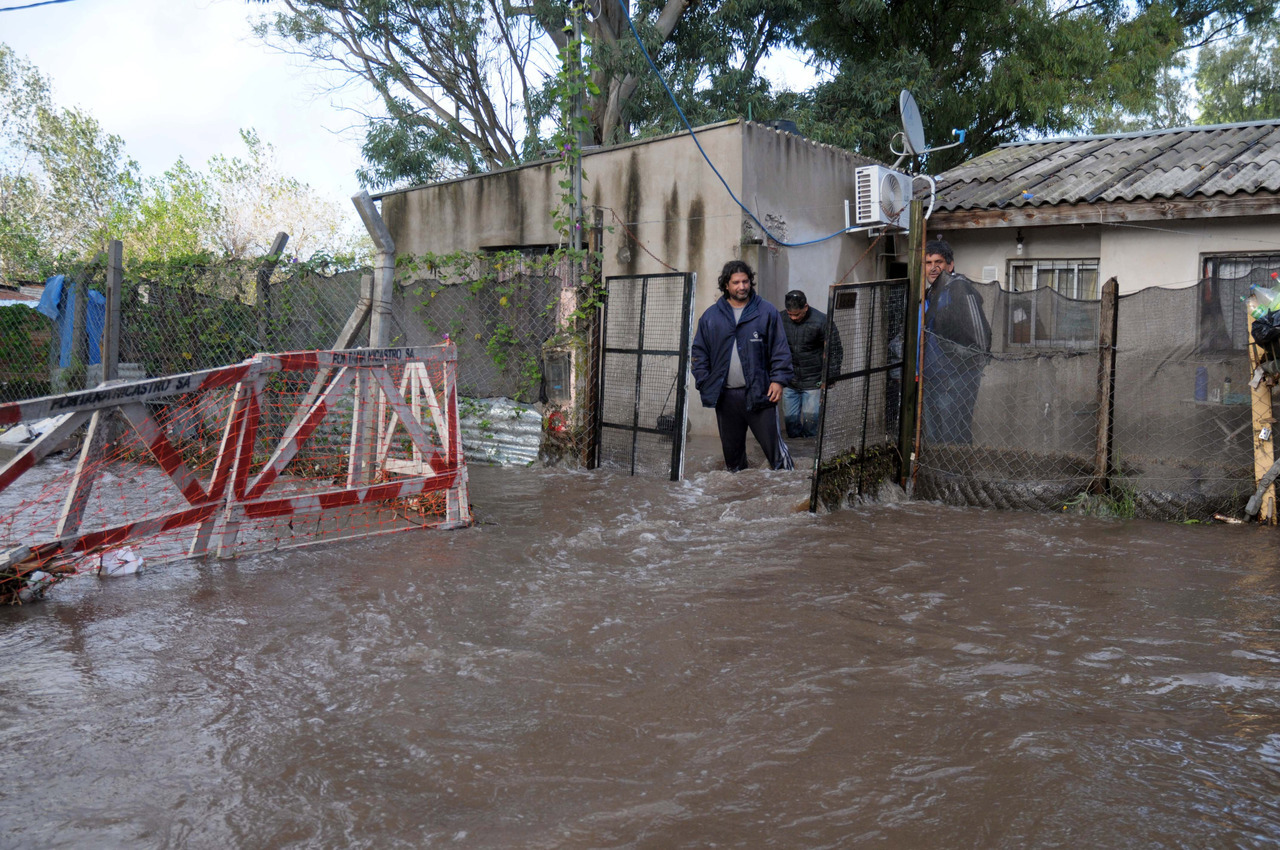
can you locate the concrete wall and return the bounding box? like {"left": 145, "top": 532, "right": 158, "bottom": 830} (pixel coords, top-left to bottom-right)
{"left": 933, "top": 215, "right": 1280, "bottom": 294}
{"left": 376, "top": 120, "right": 890, "bottom": 436}
{"left": 740, "top": 122, "right": 887, "bottom": 311}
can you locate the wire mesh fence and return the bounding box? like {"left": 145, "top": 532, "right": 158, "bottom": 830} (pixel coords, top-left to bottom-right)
{"left": 597, "top": 273, "right": 694, "bottom": 479}
{"left": 811, "top": 279, "right": 908, "bottom": 511}
{"left": 915, "top": 278, "right": 1257, "bottom": 520}
{"left": 390, "top": 251, "right": 601, "bottom": 468}
{"left": 0, "top": 253, "right": 367, "bottom": 405}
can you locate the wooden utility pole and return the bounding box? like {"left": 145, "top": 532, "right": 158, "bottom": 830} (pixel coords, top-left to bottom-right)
{"left": 898, "top": 201, "right": 926, "bottom": 487}
{"left": 1090, "top": 277, "right": 1119, "bottom": 494}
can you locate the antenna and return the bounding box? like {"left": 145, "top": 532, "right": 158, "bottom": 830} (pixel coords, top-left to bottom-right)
{"left": 891, "top": 89, "right": 966, "bottom": 170}
{"left": 899, "top": 90, "right": 926, "bottom": 157}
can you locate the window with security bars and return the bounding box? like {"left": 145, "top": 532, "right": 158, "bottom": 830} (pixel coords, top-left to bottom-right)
{"left": 1006, "top": 259, "right": 1100, "bottom": 348}
{"left": 1200, "top": 253, "right": 1280, "bottom": 352}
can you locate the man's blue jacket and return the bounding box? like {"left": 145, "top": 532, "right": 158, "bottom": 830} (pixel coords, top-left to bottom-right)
{"left": 690, "top": 292, "right": 794, "bottom": 410}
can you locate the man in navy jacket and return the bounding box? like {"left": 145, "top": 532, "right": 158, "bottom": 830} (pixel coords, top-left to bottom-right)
{"left": 691, "top": 260, "right": 795, "bottom": 472}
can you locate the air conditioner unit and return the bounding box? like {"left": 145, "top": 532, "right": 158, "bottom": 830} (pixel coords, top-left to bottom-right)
{"left": 853, "top": 165, "right": 912, "bottom": 231}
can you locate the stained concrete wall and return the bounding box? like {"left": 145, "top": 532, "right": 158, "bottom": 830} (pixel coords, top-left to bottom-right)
{"left": 740, "top": 122, "right": 889, "bottom": 311}
{"left": 375, "top": 119, "right": 889, "bottom": 436}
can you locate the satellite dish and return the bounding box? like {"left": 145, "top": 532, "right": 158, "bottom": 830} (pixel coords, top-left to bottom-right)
{"left": 899, "top": 90, "right": 926, "bottom": 156}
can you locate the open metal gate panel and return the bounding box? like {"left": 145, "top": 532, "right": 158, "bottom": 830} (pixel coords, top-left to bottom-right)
{"left": 596, "top": 273, "right": 695, "bottom": 480}
{"left": 811, "top": 279, "right": 909, "bottom": 511}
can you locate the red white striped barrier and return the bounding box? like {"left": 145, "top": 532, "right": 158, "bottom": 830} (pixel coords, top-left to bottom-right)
{"left": 0, "top": 345, "right": 470, "bottom": 582}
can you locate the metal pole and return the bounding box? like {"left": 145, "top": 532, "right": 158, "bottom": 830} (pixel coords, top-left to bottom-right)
{"left": 352, "top": 192, "right": 396, "bottom": 348}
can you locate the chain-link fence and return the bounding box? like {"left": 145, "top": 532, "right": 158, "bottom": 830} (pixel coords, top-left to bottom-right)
{"left": 811, "top": 279, "right": 908, "bottom": 511}
{"left": 915, "top": 278, "right": 1257, "bottom": 520}
{"left": 119, "top": 263, "right": 365, "bottom": 378}
{"left": 390, "top": 252, "right": 601, "bottom": 468}
{"left": 0, "top": 253, "right": 366, "bottom": 405}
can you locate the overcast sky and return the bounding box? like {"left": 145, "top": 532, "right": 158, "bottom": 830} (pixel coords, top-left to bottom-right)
{"left": 3, "top": 0, "right": 822, "bottom": 208}
{"left": 3, "top": 0, "right": 371, "bottom": 205}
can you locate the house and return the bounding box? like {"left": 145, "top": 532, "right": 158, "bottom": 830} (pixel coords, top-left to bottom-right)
{"left": 915, "top": 121, "right": 1280, "bottom": 517}
{"left": 928, "top": 119, "right": 1280, "bottom": 347}
{"left": 372, "top": 118, "right": 892, "bottom": 436}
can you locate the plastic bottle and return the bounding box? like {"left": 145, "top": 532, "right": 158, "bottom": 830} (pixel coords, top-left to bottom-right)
{"left": 1224, "top": 375, "right": 1233, "bottom": 403}
{"left": 1249, "top": 284, "right": 1280, "bottom": 318}
{"left": 1195, "top": 366, "right": 1208, "bottom": 401}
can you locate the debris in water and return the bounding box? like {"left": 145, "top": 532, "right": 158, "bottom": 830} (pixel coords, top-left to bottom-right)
{"left": 100, "top": 547, "right": 144, "bottom": 577}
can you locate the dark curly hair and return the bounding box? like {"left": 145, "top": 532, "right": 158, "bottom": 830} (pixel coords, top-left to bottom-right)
{"left": 924, "top": 239, "right": 954, "bottom": 264}
{"left": 718, "top": 259, "right": 756, "bottom": 295}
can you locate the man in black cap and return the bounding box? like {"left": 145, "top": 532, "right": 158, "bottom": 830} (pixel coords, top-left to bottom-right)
{"left": 781, "top": 290, "right": 842, "bottom": 438}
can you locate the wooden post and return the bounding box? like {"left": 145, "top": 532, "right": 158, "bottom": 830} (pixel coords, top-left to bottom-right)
{"left": 56, "top": 410, "right": 109, "bottom": 538}
{"left": 1247, "top": 295, "right": 1277, "bottom": 523}
{"left": 101, "top": 240, "right": 123, "bottom": 384}
{"left": 256, "top": 232, "right": 289, "bottom": 350}
{"left": 898, "top": 200, "right": 925, "bottom": 487}
{"left": 1090, "top": 277, "right": 1119, "bottom": 494}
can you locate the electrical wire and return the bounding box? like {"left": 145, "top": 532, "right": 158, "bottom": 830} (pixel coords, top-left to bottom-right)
{"left": 600, "top": 207, "right": 679, "bottom": 271}
{"left": 614, "top": 0, "right": 850, "bottom": 249}
{"left": 0, "top": 0, "right": 78, "bottom": 12}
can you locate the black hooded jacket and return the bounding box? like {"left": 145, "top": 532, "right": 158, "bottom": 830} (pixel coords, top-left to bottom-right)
{"left": 782, "top": 307, "right": 842, "bottom": 390}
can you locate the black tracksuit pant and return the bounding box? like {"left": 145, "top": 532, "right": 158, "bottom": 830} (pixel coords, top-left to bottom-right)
{"left": 714, "top": 387, "right": 794, "bottom": 472}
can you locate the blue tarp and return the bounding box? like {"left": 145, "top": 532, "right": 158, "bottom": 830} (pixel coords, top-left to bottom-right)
{"left": 36, "top": 274, "right": 104, "bottom": 369}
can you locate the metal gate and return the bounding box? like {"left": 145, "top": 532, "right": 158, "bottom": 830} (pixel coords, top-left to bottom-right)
{"left": 811, "top": 278, "right": 909, "bottom": 510}
{"left": 596, "top": 273, "right": 695, "bottom": 479}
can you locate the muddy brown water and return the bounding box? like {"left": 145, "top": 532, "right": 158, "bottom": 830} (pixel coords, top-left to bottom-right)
{"left": 3, "top": 440, "right": 1280, "bottom": 848}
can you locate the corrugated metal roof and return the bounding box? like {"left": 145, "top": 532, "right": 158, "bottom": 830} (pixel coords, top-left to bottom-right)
{"left": 935, "top": 120, "right": 1280, "bottom": 212}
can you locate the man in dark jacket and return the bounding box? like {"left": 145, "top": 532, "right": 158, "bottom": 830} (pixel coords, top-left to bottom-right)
{"left": 691, "top": 260, "right": 795, "bottom": 471}
{"left": 781, "top": 290, "right": 843, "bottom": 438}
{"left": 923, "top": 239, "right": 991, "bottom": 444}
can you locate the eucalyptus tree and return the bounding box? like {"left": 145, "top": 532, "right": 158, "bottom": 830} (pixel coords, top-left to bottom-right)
{"left": 1196, "top": 20, "right": 1280, "bottom": 124}
{"left": 798, "top": 0, "right": 1278, "bottom": 170}
{"left": 252, "top": 0, "right": 810, "bottom": 188}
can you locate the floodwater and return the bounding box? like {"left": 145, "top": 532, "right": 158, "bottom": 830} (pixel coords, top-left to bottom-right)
{"left": 3, "top": 439, "right": 1280, "bottom": 848}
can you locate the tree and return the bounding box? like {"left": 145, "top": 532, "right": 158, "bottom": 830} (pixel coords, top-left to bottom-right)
{"left": 116, "top": 159, "right": 221, "bottom": 264}
{"left": 0, "top": 43, "right": 138, "bottom": 281}
{"left": 254, "top": 0, "right": 808, "bottom": 188}
{"left": 207, "top": 129, "right": 371, "bottom": 263}
{"left": 797, "top": 0, "right": 1276, "bottom": 171}
{"left": 1197, "top": 20, "right": 1280, "bottom": 124}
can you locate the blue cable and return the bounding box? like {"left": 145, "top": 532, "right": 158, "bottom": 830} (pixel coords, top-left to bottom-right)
{"left": 0, "top": 0, "right": 77, "bottom": 11}
{"left": 614, "top": 0, "right": 848, "bottom": 248}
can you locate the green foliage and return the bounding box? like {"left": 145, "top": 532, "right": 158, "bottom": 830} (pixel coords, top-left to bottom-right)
{"left": 1, "top": 43, "right": 139, "bottom": 282}
{"left": 255, "top": 1, "right": 806, "bottom": 186}
{"left": 2, "top": 44, "right": 371, "bottom": 283}
{"left": 799, "top": 0, "right": 1199, "bottom": 170}
{"left": 1061, "top": 486, "right": 1138, "bottom": 519}
{"left": 1196, "top": 20, "right": 1280, "bottom": 123}
{"left": 0, "top": 304, "right": 52, "bottom": 400}
{"left": 399, "top": 247, "right": 601, "bottom": 402}
{"left": 603, "top": 0, "right": 810, "bottom": 140}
